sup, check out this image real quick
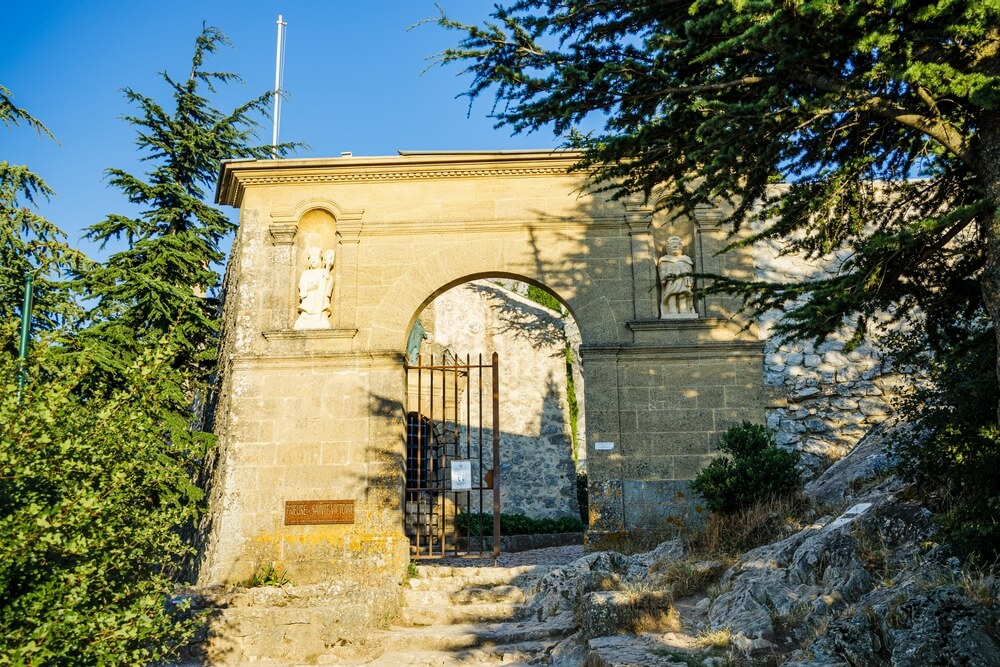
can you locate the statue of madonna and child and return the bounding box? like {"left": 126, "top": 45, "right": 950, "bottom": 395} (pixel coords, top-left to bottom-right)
{"left": 293, "top": 246, "right": 336, "bottom": 329}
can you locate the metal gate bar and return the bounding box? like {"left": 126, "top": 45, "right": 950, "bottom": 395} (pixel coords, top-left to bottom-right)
{"left": 404, "top": 352, "right": 499, "bottom": 559}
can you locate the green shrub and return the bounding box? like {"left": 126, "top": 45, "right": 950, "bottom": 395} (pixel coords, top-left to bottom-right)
{"left": 243, "top": 562, "right": 291, "bottom": 588}
{"left": 455, "top": 511, "right": 584, "bottom": 536}
{"left": 684, "top": 493, "right": 813, "bottom": 556}
{"left": 0, "top": 352, "right": 203, "bottom": 664}
{"left": 690, "top": 422, "right": 801, "bottom": 514}
{"left": 526, "top": 284, "right": 562, "bottom": 312}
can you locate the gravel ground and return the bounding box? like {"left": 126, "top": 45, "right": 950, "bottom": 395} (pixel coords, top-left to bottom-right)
{"left": 428, "top": 543, "right": 586, "bottom": 568}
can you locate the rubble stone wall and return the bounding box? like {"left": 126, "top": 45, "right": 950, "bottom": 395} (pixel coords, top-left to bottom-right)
{"left": 752, "top": 233, "right": 905, "bottom": 472}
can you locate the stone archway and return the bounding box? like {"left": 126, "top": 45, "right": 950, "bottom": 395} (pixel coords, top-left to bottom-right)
{"left": 407, "top": 278, "right": 585, "bottom": 527}
{"left": 198, "top": 151, "right": 764, "bottom": 586}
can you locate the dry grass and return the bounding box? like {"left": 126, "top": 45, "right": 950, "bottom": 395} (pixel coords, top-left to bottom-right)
{"left": 683, "top": 493, "right": 814, "bottom": 557}
{"left": 617, "top": 582, "right": 683, "bottom": 634}
{"left": 652, "top": 558, "right": 730, "bottom": 598}
{"left": 630, "top": 603, "right": 683, "bottom": 634}
{"left": 956, "top": 568, "right": 998, "bottom": 605}
{"left": 694, "top": 627, "right": 733, "bottom": 648}
{"left": 908, "top": 560, "right": 999, "bottom": 605}
{"left": 851, "top": 524, "right": 890, "bottom": 580}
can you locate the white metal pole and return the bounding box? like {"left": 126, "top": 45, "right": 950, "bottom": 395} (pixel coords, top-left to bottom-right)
{"left": 272, "top": 14, "right": 287, "bottom": 154}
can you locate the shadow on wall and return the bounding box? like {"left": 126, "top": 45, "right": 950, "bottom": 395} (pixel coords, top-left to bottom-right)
{"left": 366, "top": 392, "right": 408, "bottom": 512}
{"left": 468, "top": 281, "right": 568, "bottom": 359}
{"left": 368, "top": 378, "right": 580, "bottom": 526}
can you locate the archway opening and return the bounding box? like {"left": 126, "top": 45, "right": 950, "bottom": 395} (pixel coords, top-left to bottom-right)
{"left": 404, "top": 277, "right": 587, "bottom": 553}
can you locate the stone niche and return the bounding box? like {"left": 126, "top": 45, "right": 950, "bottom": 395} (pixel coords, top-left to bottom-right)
{"left": 292, "top": 208, "right": 337, "bottom": 330}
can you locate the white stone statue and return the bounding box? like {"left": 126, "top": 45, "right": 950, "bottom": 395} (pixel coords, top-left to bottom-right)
{"left": 657, "top": 235, "right": 696, "bottom": 318}
{"left": 293, "top": 246, "right": 335, "bottom": 329}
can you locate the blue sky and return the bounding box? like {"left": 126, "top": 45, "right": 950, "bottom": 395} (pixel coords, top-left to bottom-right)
{"left": 3, "top": 1, "right": 558, "bottom": 259}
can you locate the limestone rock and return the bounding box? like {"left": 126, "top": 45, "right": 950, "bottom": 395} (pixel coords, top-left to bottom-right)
{"left": 633, "top": 538, "right": 685, "bottom": 570}
{"left": 800, "top": 583, "right": 1000, "bottom": 666}
{"left": 584, "top": 635, "right": 694, "bottom": 666}
{"left": 708, "top": 494, "right": 936, "bottom": 656}
{"left": 804, "top": 419, "right": 904, "bottom": 505}
{"left": 580, "top": 589, "right": 676, "bottom": 638}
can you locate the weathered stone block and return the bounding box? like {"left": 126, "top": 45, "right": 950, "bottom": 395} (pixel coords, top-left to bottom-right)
{"left": 638, "top": 409, "right": 715, "bottom": 434}
{"left": 673, "top": 454, "right": 718, "bottom": 480}
{"left": 580, "top": 589, "right": 677, "bottom": 638}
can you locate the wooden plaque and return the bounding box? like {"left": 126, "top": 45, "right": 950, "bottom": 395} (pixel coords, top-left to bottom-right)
{"left": 284, "top": 499, "right": 355, "bottom": 525}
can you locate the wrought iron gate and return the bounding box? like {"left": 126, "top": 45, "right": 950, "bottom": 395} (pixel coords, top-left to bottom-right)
{"left": 404, "top": 352, "right": 500, "bottom": 559}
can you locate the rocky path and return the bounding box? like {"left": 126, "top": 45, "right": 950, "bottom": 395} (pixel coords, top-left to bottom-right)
{"left": 356, "top": 563, "right": 575, "bottom": 666}
{"left": 177, "top": 543, "right": 737, "bottom": 666}
{"left": 350, "top": 544, "right": 717, "bottom": 667}
{"left": 177, "top": 427, "right": 1000, "bottom": 665}
{"left": 351, "top": 546, "right": 588, "bottom": 666}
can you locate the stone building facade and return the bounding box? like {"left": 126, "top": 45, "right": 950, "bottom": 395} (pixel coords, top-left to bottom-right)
{"left": 197, "top": 150, "right": 766, "bottom": 586}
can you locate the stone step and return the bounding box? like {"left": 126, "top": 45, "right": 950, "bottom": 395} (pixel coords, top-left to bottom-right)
{"left": 586, "top": 635, "right": 700, "bottom": 667}
{"left": 408, "top": 564, "right": 556, "bottom": 590}
{"left": 404, "top": 584, "right": 529, "bottom": 607}
{"left": 453, "top": 584, "right": 529, "bottom": 605}
{"left": 401, "top": 601, "right": 525, "bottom": 626}
{"left": 379, "top": 617, "right": 576, "bottom": 654}
{"left": 360, "top": 646, "right": 538, "bottom": 666}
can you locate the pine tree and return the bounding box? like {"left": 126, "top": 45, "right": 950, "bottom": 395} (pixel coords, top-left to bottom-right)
{"left": 79, "top": 25, "right": 296, "bottom": 396}
{"left": 0, "top": 85, "right": 88, "bottom": 350}
{"left": 434, "top": 0, "right": 1000, "bottom": 397}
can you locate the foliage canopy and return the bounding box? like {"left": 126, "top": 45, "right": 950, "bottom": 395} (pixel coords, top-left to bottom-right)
{"left": 1, "top": 24, "right": 289, "bottom": 663}
{"left": 435, "top": 0, "right": 1000, "bottom": 354}
{"left": 0, "top": 86, "right": 89, "bottom": 351}
{"left": 0, "top": 351, "right": 202, "bottom": 664}
{"left": 890, "top": 314, "right": 1000, "bottom": 560}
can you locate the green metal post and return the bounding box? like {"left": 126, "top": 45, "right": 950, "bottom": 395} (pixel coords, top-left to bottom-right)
{"left": 17, "top": 273, "right": 34, "bottom": 399}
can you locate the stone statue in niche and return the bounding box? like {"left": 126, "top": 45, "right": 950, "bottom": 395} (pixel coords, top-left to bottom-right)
{"left": 657, "top": 235, "right": 696, "bottom": 318}
{"left": 293, "top": 246, "right": 335, "bottom": 329}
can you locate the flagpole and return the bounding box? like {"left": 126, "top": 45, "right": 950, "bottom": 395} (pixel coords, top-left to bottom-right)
{"left": 272, "top": 14, "right": 287, "bottom": 155}
{"left": 16, "top": 273, "right": 33, "bottom": 401}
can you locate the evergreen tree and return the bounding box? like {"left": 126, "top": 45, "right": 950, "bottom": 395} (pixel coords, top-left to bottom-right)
{"left": 435, "top": 0, "right": 1000, "bottom": 404}
{"left": 79, "top": 25, "right": 295, "bottom": 396}
{"left": 0, "top": 86, "right": 88, "bottom": 350}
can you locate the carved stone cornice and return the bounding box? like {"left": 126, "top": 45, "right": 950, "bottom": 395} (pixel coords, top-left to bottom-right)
{"left": 580, "top": 339, "right": 764, "bottom": 360}
{"left": 624, "top": 193, "right": 653, "bottom": 233}
{"left": 215, "top": 151, "right": 585, "bottom": 207}
{"left": 269, "top": 196, "right": 365, "bottom": 239}
{"left": 693, "top": 204, "right": 726, "bottom": 228}
{"left": 268, "top": 222, "right": 297, "bottom": 246}
{"left": 262, "top": 329, "right": 358, "bottom": 341}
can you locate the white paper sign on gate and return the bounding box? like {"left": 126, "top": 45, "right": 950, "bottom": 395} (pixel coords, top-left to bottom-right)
{"left": 451, "top": 460, "right": 473, "bottom": 490}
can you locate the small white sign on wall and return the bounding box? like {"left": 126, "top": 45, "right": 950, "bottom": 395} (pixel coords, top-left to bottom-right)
{"left": 451, "top": 460, "right": 473, "bottom": 490}
{"left": 595, "top": 441, "right": 615, "bottom": 451}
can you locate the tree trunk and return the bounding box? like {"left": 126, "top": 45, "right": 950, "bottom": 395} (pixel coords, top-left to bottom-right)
{"left": 983, "top": 224, "right": 1000, "bottom": 424}
{"left": 977, "top": 120, "right": 1000, "bottom": 423}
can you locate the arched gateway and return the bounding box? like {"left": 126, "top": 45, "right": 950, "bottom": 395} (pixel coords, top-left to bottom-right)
{"left": 198, "top": 151, "right": 764, "bottom": 585}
